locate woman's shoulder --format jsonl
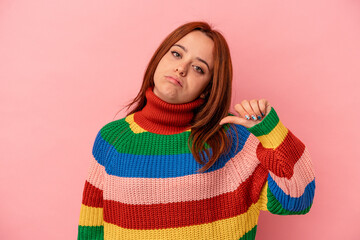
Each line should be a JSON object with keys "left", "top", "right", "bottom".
{"left": 95, "top": 114, "right": 132, "bottom": 140}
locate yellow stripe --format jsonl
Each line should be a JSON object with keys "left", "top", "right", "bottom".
{"left": 103, "top": 203, "right": 261, "bottom": 239}
{"left": 256, "top": 120, "right": 288, "bottom": 149}
{"left": 78, "top": 204, "right": 103, "bottom": 226}
{"left": 125, "top": 114, "right": 147, "bottom": 133}
{"left": 125, "top": 113, "right": 191, "bottom": 134}
{"left": 257, "top": 181, "right": 269, "bottom": 212}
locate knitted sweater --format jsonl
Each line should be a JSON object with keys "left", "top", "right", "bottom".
{"left": 77, "top": 86, "right": 316, "bottom": 240}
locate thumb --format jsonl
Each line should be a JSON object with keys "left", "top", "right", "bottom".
{"left": 219, "top": 116, "right": 249, "bottom": 126}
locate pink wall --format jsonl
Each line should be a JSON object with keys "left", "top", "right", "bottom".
{"left": 1, "top": 0, "right": 359, "bottom": 239}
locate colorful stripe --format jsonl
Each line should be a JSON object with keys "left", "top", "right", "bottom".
{"left": 246, "top": 107, "right": 316, "bottom": 214}
{"left": 94, "top": 123, "right": 250, "bottom": 179}
{"left": 269, "top": 147, "right": 315, "bottom": 197}
{"left": 101, "top": 164, "right": 265, "bottom": 229}
{"left": 102, "top": 203, "right": 259, "bottom": 240}
{"left": 78, "top": 225, "right": 104, "bottom": 240}
{"left": 78, "top": 106, "right": 315, "bottom": 239}
{"left": 78, "top": 163, "right": 105, "bottom": 239}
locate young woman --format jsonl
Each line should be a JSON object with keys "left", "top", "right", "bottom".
{"left": 77, "top": 21, "right": 316, "bottom": 240}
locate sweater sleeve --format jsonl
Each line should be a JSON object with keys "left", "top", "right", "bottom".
{"left": 246, "top": 107, "right": 316, "bottom": 215}
{"left": 78, "top": 129, "right": 107, "bottom": 239}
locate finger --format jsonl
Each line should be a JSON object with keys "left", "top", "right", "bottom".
{"left": 241, "top": 100, "right": 259, "bottom": 121}
{"left": 219, "top": 116, "right": 248, "bottom": 126}
{"left": 249, "top": 99, "right": 262, "bottom": 120}
{"left": 234, "top": 103, "right": 248, "bottom": 119}
{"left": 258, "top": 99, "right": 267, "bottom": 117}
{"left": 258, "top": 99, "right": 272, "bottom": 117}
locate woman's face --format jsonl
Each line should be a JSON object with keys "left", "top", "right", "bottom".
{"left": 153, "top": 30, "right": 214, "bottom": 104}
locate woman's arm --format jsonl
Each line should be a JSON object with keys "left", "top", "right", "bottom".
{"left": 78, "top": 130, "right": 106, "bottom": 239}
{"left": 246, "top": 107, "right": 316, "bottom": 214}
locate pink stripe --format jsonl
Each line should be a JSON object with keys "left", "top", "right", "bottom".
{"left": 227, "top": 134, "right": 262, "bottom": 183}
{"left": 103, "top": 136, "right": 261, "bottom": 204}
{"left": 269, "top": 146, "right": 315, "bottom": 197}
{"left": 87, "top": 157, "right": 106, "bottom": 190}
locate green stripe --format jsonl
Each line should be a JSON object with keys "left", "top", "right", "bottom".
{"left": 78, "top": 225, "right": 104, "bottom": 240}
{"left": 77, "top": 224, "right": 256, "bottom": 239}
{"left": 239, "top": 225, "right": 257, "bottom": 240}
{"left": 99, "top": 116, "right": 233, "bottom": 155}
{"left": 246, "top": 107, "right": 279, "bottom": 137}
{"left": 101, "top": 121, "right": 195, "bottom": 154}
{"left": 267, "top": 186, "right": 312, "bottom": 215}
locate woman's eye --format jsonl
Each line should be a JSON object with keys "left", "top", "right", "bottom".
{"left": 171, "top": 51, "right": 180, "bottom": 57}
{"left": 194, "top": 66, "right": 204, "bottom": 74}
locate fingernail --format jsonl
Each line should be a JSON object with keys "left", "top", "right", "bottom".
{"left": 261, "top": 113, "right": 265, "bottom": 116}
{"left": 245, "top": 115, "right": 250, "bottom": 120}
{"left": 257, "top": 116, "right": 262, "bottom": 120}
{"left": 252, "top": 115, "right": 257, "bottom": 120}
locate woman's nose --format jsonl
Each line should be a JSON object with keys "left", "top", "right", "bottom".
{"left": 176, "top": 63, "right": 188, "bottom": 75}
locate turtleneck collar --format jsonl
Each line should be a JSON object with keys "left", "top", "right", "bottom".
{"left": 133, "top": 85, "right": 205, "bottom": 135}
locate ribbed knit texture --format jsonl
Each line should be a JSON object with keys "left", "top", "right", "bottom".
{"left": 78, "top": 86, "right": 316, "bottom": 240}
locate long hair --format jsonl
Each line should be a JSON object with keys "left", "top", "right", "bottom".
{"left": 114, "top": 21, "right": 239, "bottom": 173}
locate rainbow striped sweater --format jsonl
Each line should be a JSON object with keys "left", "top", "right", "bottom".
{"left": 78, "top": 86, "right": 316, "bottom": 240}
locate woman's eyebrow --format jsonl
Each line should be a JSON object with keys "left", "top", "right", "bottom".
{"left": 173, "top": 44, "right": 210, "bottom": 72}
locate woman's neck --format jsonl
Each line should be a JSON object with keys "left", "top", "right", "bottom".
{"left": 133, "top": 86, "right": 205, "bottom": 135}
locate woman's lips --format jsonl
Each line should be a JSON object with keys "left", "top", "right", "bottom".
{"left": 166, "top": 76, "right": 182, "bottom": 87}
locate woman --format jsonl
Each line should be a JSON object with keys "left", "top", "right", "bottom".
{"left": 77, "top": 21, "right": 316, "bottom": 240}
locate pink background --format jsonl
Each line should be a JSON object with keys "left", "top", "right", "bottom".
{"left": 1, "top": 0, "right": 359, "bottom": 239}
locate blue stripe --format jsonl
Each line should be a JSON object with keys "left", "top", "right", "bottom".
{"left": 92, "top": 124, "right": 251, "bottom": 178}
{"left": 267, "top": 173, "right": 316, "bottom": 212}
{"left": 92, "top": 130, "right": 110, "bottom": 167}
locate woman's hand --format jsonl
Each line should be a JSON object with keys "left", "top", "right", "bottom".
{"left": 219, "top": 99, "right": 272, "bottom": 128}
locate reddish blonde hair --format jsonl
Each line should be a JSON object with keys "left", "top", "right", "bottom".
{"left": 114, "top": 21, "right": 239, "bottom": 173}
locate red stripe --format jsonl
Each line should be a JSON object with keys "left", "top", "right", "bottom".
{"left": 82, "top": 180, "right": 103, "bottom": 208}
{"left": 256, "top": 130, "right": 305, "bottom": 179}
{"left": 103, "top": 164, "right": 268, "bottom": 229}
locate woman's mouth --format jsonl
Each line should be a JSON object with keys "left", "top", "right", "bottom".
{"left": 166, "top": 76, "right": 182, "bottom": 87}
